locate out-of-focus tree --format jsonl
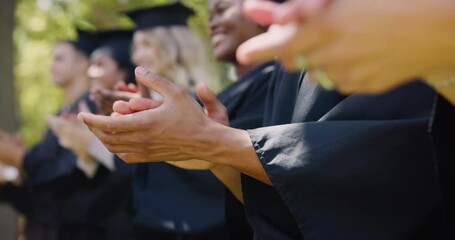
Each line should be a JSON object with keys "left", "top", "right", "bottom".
{"left": 15, "top": 0, "right": 226, "bottom": 146}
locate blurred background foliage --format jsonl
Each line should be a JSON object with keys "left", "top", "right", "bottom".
{"left": 15, "top": 0, "right": 229, "bottom": 146}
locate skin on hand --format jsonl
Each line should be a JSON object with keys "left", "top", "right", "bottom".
{"left": 238, "top": 0, "right": 455, "bottom": 95}
{"left": 90, "top": 86, "right": 141, "bottom": 116}
{"left": 0, "top": 130, "right": 25, "bottom": 169}
{"left": 164, "top": 83, "right": 228, "bottom": 171}
{"left": 166, "top": 160, "right": 216, "bottom": 170}
{"left": 79, "top": 67, "right": 272, "bottom": 185}
{"left": 47, "top": 115, "right": 95, "bottom": 163}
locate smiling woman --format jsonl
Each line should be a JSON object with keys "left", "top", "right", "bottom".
{"left": 209, "top": 0, "right": 266, "bottom": 63}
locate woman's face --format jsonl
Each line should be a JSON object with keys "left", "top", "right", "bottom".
{"left": 131, "top": 31, "right": 159, "bottom": 69}
{"left": 88, "top": 51, "right": 125, "bottom": 90}
{"left": 209, "top": 0, "right": 265, "bottom": 62}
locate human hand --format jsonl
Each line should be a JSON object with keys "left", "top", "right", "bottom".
{"left": 110, "top": 81, "right": 228, "bottom": 170}
{"left": 241, "top": 0, "right": 330, "bottom": 26}
{"left": 165, "top": 83, "right": 229, "bottom": 170}
{"left": 90, "top": 85, "right": 141, "bottom": 116}
{"left": 47, "top": 104, "right": 96, "bottom": 163}
{"left": 237, "top": 0, "right": 330, "bottom": 66}
{"left": 111, "top": 96, "right": 218, "bottom": 170}
{"left": 78, "top": 67, "right": 228, "bottom": 164}
{"left": 238, "top": 0, "right": 455, "bottom": 94}
{"left": 0, "top": 130, "right": 25, "bottom": 169}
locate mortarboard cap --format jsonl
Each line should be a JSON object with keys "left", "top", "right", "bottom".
{"left": 94, "top": 30, "right": 136, "bottom": 84}
{"left": 125, "top": 2, "right": 194, "bottom": 30}
{"left": 95, "top": 30, "right": 133, "bottom": 70}
{"left": 69, "top": 29, "right": 98, "bottom": 57}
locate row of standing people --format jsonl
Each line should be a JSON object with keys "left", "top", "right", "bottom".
{"left": 78, "top": 0, "right": 455, "bottom": 240}
{"left": 0, "top": 1, "right": 276, "bottom": 239}
{"left": 2, "top": 0, "right": 455, "bottom": 239}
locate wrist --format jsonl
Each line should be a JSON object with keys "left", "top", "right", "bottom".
{"left": 192, "top": 119, "right": 271, "bottom": 185}
{"left": 201, "top": 121, "right": 257, "bottom": 169}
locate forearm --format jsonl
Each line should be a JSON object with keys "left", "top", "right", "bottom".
{"left": 202, "top": 123, "right": 272, "bottom": 186}
{"left": 210, "top": 165, "right": 244, "bottom": 203}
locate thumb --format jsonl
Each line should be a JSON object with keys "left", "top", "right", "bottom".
{"left": 197, "top": 84, "right": 229, "bottom": 125}
{"left": 274, "top": 0, "right": 332, "bottom": 24}
{"left": 197, "top": 84, "right": 219, "bottom": 112}
{"left": 135, "top": 67, "right": 179, "bottom": 99}
{"left": 243, "top": 0, "right": 279, "bottom": 26}
{"left": 78, "top": 101, "right": 91, "bottom": 113}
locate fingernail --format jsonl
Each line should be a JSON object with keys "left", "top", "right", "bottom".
{"left": 136, "top": 67, "right": 148, "bottom": 76}
{"left": 77, "top": 113, "right": 85, "bottom": 123}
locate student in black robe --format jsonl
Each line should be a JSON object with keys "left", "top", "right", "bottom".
{"left": 124, "top": 3, "right": 229, "bottom": 239}
{"left": 168, "top": 0, "right": 284, "bottom": 238}
{"left": 80, "top": 64, "right": 455, "bottom": 240}
{"left": 48, "top": 29, "right": 137, "bottom": 240}
{"left": 0, "top": 29, "right": 98, "bottom": 240}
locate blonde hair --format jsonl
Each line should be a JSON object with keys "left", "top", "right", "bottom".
{"left": 141, "top": 26, "right": 216, "bottom": 91}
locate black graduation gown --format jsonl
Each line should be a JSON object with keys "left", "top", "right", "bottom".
{"left": 242, "top": 66, "right": 453, "bottom": 239}
{"left": 47, "top": 97, "right": 136, "bottom": 240}
{"left": 217, "top": 62, "right": 274, "bottom": 240}
{"left": 2, "top": 93, "right": 135, "bottom": 240}
{"left": 0, "top": 94, "right": 95, "bottom": 240}
{"left": 133, "top": 162, "right": 228, "bottom": 239}
{"left": 89, "top": 156, "right": 136, "bottom": 240}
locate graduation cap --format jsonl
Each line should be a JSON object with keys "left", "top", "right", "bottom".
{"left": 69, "top": 29, "right": 98, "bottom": 57}
{"left": 94, "top": 30, "right": 136, "bottom": 84}
{"left": 95, "top": 30, "right": 133, "bottom": 71}
{"left": 125, "top": 2, "right": 194, "bottom": 30}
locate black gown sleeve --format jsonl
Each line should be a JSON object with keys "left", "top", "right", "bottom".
{"left": 23, "top": 129, "right": 77, "bottom": 185}
{"left": 247, "top": 82, "right": 449, "bottom": 239}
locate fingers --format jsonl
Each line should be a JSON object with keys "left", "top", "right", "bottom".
{"left": 135, "top": 67, "right": 182, "bottom": 99}
{"left": 112, "top": 101, "right": 133, "bottom": 115}
{"left": 196, "top": 84, "right": 229, "bottom": 125}
{"left": 196, "top": 84, "right": 219, "bottom": 112}
{"left": 112, "top": 99, "right": 163, "bottom": 115}
{"left": 129, "top": 98, "right": 162, "bottom": 112}
{"left": 243, "top": 0, "right": 280, "bottom": 26}
{"left": 78, "top": 110, "right": 151, "bottom": 133}
{"left": 274, "top": 0, "right": 332, "bottom": 24}
{"left": 236, "top": 25, "right": 286, "bottom": 64}
{"left": 115, "top": 82, "right": 138, "bottom": 93}
{"left": 78, "top": 101, "right": 91, "bottom": 113}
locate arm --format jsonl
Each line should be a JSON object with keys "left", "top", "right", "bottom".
{"left": 79, "top": 67, "right": 272, "bottom": 185}
{"left": 239, "top": 0, "right": 455, "bottom": 96}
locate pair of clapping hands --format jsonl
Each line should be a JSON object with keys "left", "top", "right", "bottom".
{"left": 78, "top": 0, "right": 455, "bottom": 167}
{"left": 79, "top": 67, "right": 231, "bottom": 170}
{"left": 238, "top": 0, "right": 455, "bottom": 94}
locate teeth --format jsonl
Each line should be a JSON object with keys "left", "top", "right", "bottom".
{"left": 212, "top": 34, "right": 225, "bottom": 45}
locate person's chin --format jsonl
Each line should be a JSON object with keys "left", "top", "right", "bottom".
{"left": 215, "top": 46, "right": 234, "bottom": 61}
